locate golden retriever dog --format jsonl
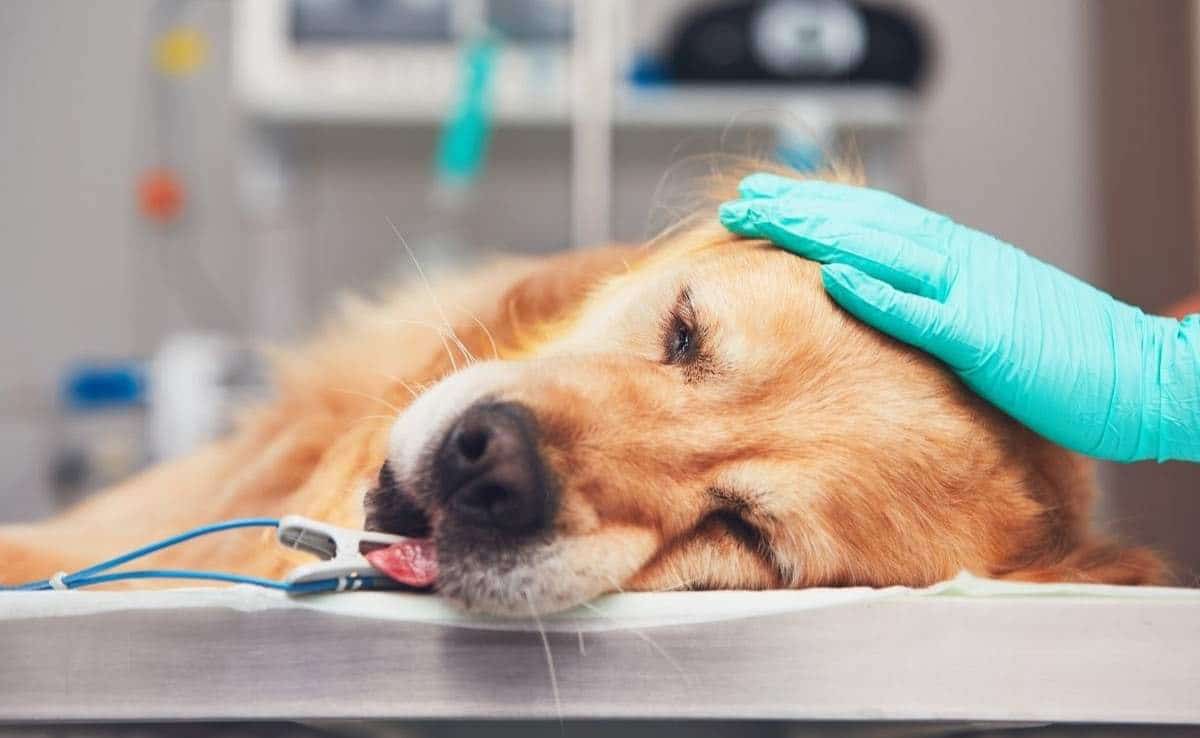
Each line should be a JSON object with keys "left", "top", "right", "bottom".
{"left": 0, "top": 166, "right": 1164, "bottom": 614}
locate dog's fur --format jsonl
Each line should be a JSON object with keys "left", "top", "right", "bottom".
{"left": 0, "top": 167, "right": 1164, "bottom": 614}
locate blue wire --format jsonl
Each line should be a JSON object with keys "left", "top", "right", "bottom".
{"left": 13, "top": 570, "right": 382, "bottom": 595}
{"left": 70, "top": 517, "right": 280, "bottom": 579}
{"left": 4, "top": 517, "right": 285, "bottom": 592}
{"left": 1, "top": 517, "right": 395, "bottom": 595}
{"left": 18, "top": 569, "right": 291, "bottom": 591}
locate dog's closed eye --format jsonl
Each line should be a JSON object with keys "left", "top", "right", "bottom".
{"left": 661, "top": 287, "right": 710, "bottom": 373}
{"left": 707, "top": 508, "right": 765, "bottom": 552}
{"left": 666, "top": 317, "right": 694, "bottom": 363}
{"left": 702, "top": 487, "right": 791, "bottom": 581}
{"left": 703, "top": 487, "right": 766, "bottom": 549}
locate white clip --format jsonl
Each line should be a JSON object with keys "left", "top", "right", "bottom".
{"left": 277, "top": 515, "right": 408, "bottom": 593}
{"left": 49, "top": 572, "right": 69, "bottom": 591}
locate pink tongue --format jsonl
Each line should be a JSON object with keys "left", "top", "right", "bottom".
{"left": 366, "top": 539, "right": 438, "bottom": 588}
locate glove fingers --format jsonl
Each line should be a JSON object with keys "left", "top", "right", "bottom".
{"left": 724, "top": 195, "right": 949, "bottom": 249}
{"left": 737, "top": 175, "right": 936, "bottom": 223}
{"left": 822, "top": 264, "right": 981, "bottom": 371}
{"left": 730, "top": 207, "right": 955, "bottom": 301}
{"left": 736, "top": 172, "right": 811, "bottom": 199}
{"left": 821, "top": 263, "right": 973, "bottom": 368}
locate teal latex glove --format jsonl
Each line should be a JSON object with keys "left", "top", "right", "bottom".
{"left": 719, "top": 173, "right": 1200, "bottom": 463}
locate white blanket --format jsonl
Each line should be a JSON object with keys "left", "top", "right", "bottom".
{"left": 3, "top": 571, "right": 1197, "bottom": 631}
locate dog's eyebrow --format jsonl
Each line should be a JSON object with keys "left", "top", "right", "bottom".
{"left": 675, "top": 285, "right": 697, "bottom": 318}
{"left": 708, "top": 486, "right": 750, "bottom": 512}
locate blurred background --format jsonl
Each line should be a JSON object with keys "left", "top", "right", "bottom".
{"left": 0, "top": 0, "right": 1197, "bottom": 580}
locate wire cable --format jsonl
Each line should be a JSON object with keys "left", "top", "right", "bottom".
{"left": 2, "top": 517, "right": 282, "bottom": 592}
{"left": 1, "top": 517, "right": 397, "bottom": 595}
{"left": 17, "top": 568, "right": 290, "bottom": 592}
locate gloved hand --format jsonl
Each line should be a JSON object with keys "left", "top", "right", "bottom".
{"left": 719, "top": 173, "right": 1200, "bottom": 463}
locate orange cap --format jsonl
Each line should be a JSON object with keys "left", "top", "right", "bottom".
{"left": 138, "top": 168, "right": 184, "bottom": 223}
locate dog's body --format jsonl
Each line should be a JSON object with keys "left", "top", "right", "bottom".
{"left": 0, "top": 171, "right": 1164, "bottom": 613}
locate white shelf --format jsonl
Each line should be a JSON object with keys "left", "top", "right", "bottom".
{"left": 241, "top": 83, "right": 914, "bottom": 130}
{"left": 615, "top": 85, "right": 914, "bottom": 129}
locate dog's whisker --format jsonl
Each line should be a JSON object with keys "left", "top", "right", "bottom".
{"left": 669, "top": 565, "right": 691, "bottom": 593}
{"left": 386, "top": 314, "right": 475, "bottom": 369}
{"left": 381, "top": 317, "right": 477, "bottom": 366}
{"left": 425, "top": 327, "right": 458, "bottom": 372}
{"left": 394, "top": 378, "right": 420, "bottom": 401}
{"left": 347, "top": 414, "right": 397, "bottom": 429}
{"left": 525, "top": 592, "right": 564, "bottom": 734}
{"left": 457, "top": 308, "right": 501, "bottom": 361}
{"left": 425, "top": 299, "right": 499, "bottom": 364}
{"left": 330, "top": 388, "right": 401, "bottom": 414}
{"left": 386, "top": 217, "right": 474, "bottom": 369}
{"left": 373, "top": 368, "right": 404, "bottom": 382}
{"left": 371, "top": 369, "right": 422, "bottom": 402}
{"left": 439, "top": 327, "right": 478, "bottom": 366}
{"left": 577, "top": 630, "right": 587, "bottom": 656}
{"left": 577, "top": 601, "right": 689, "bottom": 679}
{"left": 601, "top": 572, "right": 625, "bottom": 594}
{"left": 650, "top": 563, "right": 689, "bottom": 593}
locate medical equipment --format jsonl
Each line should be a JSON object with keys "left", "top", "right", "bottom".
{"left": 231, "top": 1, "right": 918, "bottom": 258}
{"left": 51, "top": 362, "right": 149, "bottom": 508}
{"left": 665, "top": 0, "right": 926, "bottom": 87}
{"left": 49, "top": 336, "right": 269, "bottom": 512}
{"left": 3, "top": 515, "right": 416, "bottom": 595}
{"left": 148, "top": 333, "right": 268, "bottom": 461}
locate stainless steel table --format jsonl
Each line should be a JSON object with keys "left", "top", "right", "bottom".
{"left": 2, "top": 579, "right": 1197, "bottom": 727}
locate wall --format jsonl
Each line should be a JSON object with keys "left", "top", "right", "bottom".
{"left": 902, "top": 0, "right": 1100, "bottom": 279}
{"left": 0, "top": 1, "right": 245, "bottom": 520}
{"left": 1094, "top": 0, "right": 1200, "bottom": 578}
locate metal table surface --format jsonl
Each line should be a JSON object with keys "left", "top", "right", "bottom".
{"left": 1, "top": 583, "right": 1198, "bottom": 726}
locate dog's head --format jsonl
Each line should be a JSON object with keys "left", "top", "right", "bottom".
{"left": 363, "top": 183, "right": 1162, "bottom": 616}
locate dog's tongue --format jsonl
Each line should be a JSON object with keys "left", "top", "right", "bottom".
{"left": 366, "top": 539, "right": 438, "bottom": 588}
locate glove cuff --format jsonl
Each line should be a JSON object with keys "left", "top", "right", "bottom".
{"left": 1143, "top": 313, "right": 1200, "bottom": 462}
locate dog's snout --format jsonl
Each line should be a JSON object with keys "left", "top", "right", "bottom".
{"left": 435, "top": 401, "right": 554, "bottom": 537}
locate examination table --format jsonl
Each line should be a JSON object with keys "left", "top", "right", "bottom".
{"left": 2, "top": 574, "right": 1197, "bottom": 733}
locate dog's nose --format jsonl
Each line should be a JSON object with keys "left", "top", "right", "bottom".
{"left": 434, "top": 401, "right": 554, "bottom": 537}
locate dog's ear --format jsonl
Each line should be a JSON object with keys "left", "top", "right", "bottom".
{"left": 495, "top": 243, "right": 644, "bottom": 353}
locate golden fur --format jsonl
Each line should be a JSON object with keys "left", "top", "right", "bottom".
{"left": 0, "top": 167, "right": 1164, "bottom": 613}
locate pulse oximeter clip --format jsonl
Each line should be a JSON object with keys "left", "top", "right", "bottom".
{"left": 277, "top": 515, "right": 408, "bottom": 593}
